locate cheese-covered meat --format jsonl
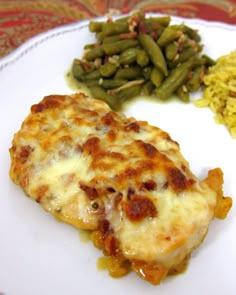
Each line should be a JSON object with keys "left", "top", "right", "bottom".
{"left": 9, "top": 93, "right": 232, "bottom": 284}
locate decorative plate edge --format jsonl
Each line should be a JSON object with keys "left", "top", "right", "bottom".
{"left": 0, "top": 14, "right": 235, "bottom": 73}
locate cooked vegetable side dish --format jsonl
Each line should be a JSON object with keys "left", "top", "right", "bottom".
{"left": 9, "top": 93, "right": 232, "bottom": 285}
{"left": 71, "top": 12, "right": 215, "bottom": 110}
{"left": 194, "top": 50, "right": 236, "bottom": 138}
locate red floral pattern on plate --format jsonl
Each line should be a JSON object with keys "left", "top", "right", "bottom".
{"left": 0, "top": 0, "right": 236, "bottom": 58}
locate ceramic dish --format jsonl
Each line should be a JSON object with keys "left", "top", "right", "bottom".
{"left": 0, "top": 14, "right": 235, "bottom": 295}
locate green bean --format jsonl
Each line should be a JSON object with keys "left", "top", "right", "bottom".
{"left": 84, "top": 43, "right": 98, "bottom": 50}
{"left": 100, "top": 63, "right": 117, "bottom": 77}
{"left": 95, "top": 31, "right": 106, "bottom": 41}
{"left": 102, "top": 22, "right": 129, "bottom": 36}
{"left": 139, "top": 34, "right": 168, "bottom": 76}
{"left": 85, "top": 46, "right": 104, "bottom": 61}
{"left": 142, "top": 80, "right": 155, "bottom": 95}
{"left": 82, "top": 80, "right": 100, "bottom": 87}
{"left": 150, "top": 67, "right": 164, "bottom": 87}
{"left": 165, "top": 42, "right": 178, "bottom": 60}
{"left": 176, "top": 85, "right": 189, "bottom": 102}
{"left": 89, "top": 21, "right": 104, "bottom": 32}
{"left": 155, "top": 58, "right": 194, "bottom": 100}
{"left": 90, "top": 86, "right": 121, "bottom": 111}
{"left": 72, "top": 59, "right": 84, "bottom": 79}
{"left": 136, "top": 49, "right": 149, "bottom": 67}
{"left": 79, "top": 69, "right": 102, "bottom": 82}
{"left": 119, "top": 48, "right": 138, "bottom": 65}
{"left": 183, "top": 25, "right": 201, "bottom": 42}
{"left": 102, "top": 79, "right": 128, "bottom": 89}
{"left": 115, "top": 66, "right": 143, "bottom": 80}
{"left": 192, "top": 57, "right": 207, "bottom": 67}
{"left": 102, "top": 35, "right": 121, "bottom": 44}
{"left": 103, "top": 39, "right": 138, "bottom": 55}
{"left": 186, "top": 65, "right": 204, "bottom": 92}
{"left": 147, "top": 16, "right": 171, "bottom": 27}
{"left": 116, "top": 84, "right": 143, "bottom": 102}
{"left": 157, "top": 25, "right": 183, "bottom": 47}
{"left": 168, "top": 47, "right": 199, "bottom": 68}
{"left": 177, "top": 47, "right": 198, "bottom": 63}
{"left": 201, "top": 54, "right": 216, "bottom": 67}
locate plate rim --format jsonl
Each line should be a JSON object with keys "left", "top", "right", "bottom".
{"left": 0, "top": 13, "right": 236, "bottom": 73}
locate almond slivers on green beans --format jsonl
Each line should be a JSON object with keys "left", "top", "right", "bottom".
{"left": 71, "top": 12, "right": 215, "bottom": 110}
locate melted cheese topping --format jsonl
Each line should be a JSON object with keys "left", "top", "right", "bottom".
{"left": 9, "top": 93, "right": 222, "bottom": 284}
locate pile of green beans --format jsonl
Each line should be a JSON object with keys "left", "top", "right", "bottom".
{"left": 71, "top": 12, "right": 215, "bottom": 110}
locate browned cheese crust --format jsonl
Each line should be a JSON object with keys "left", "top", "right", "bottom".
{"left": 9, "top": 93, "right": 232, "bottom": 284}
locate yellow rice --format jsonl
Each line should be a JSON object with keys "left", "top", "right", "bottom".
{"left": 194, "top": 50, "right": 236, "bottom": 138}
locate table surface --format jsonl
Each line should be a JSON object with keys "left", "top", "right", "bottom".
{"left": 0, "top": 0, "right": 236, "bottom": 58}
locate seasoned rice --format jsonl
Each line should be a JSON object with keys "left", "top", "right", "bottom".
{"left": 194, "top": 50, "right": 236, "bottom": 138}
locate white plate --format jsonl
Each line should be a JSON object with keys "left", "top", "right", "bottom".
{"left": 0, "top": 14, "right": 236, "bottom": 295}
